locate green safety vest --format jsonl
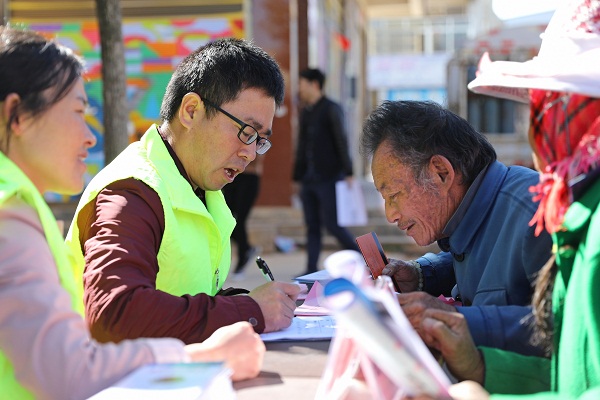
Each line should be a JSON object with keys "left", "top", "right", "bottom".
{"left": 0, "top": 153, "right": 84, "bottom": 399}
{"left": 66, "top": 124, "right": 235, "bottom": 300}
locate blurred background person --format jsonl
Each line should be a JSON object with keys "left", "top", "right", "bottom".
{"left": 223, "top": 156, "right": 264, "bottom": 281}
{"left": 292, "top": 67, "right": 360, "bottom": 276}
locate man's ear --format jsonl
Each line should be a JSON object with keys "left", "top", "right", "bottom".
{"left": 178, "top": 92, "right": 203, "bottom": 129}
{"left": 429, "top": 154, "right": 455, "bottom": 189}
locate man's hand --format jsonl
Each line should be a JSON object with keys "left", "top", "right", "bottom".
{"left": 382, "top": 258, "right": 420, "bottom": 292}
{"left": 401, "top": 381, "right": 490, "bottom": 400}
{"left": 291, "top": 182, "right": 301, "bottom": 196}
{"left": 397, "top": 292, "right": 456, "bottom": 336}
{"left": 447, "top": 381, "right": 490, "bottom": 400}
{"left": 419, "top": 309, "right": 484, "bottom": 384}
{"left": 249, "top": 282, "right": 301, "bottom": 332}
{"left": 184, "top": 321, "right": 265, "bottom": 381}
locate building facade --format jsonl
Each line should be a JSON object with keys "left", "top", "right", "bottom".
{"left": 2, "top": 0, "right": 370, "bottom": 206}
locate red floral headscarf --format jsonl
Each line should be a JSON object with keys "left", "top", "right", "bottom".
{"left": 528, "top": 89, "right": 600, "bottom": 235}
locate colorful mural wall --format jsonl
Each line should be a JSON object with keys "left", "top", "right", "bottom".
{"left": 25, "top": 15, "right": 244, "bottom": 201}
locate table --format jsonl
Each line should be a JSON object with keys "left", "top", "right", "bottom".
{"left": 234, "top": 340, "right": 331, "bottom": 400}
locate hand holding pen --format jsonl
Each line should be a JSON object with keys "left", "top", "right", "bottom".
{"left": 248, "top": 256, "right": 303, "bottom": 332}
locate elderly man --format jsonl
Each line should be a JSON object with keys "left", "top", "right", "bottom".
{"left": 66, "top": 38, "right": 300, "bottom": 345}
{"left": 361, "top": 100, "right": 552, "bottom": 356}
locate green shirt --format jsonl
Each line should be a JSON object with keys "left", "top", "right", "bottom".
{"left": 484, "top": 179, "right": 600, "bottom": 399}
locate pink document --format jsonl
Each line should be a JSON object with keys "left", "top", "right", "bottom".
{"left": 294, "top": 281, "right": 331, "bottom": 316}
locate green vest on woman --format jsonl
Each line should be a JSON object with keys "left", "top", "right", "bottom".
{"left": 0, "top": 153, "right": 84, "bottom": 399}
{"left": 65, "top": 125, "right": 235, "bottom": 301}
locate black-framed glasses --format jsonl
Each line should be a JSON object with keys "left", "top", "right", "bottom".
{"left": 202, "top": 98, "right": 272, "bottom": 155}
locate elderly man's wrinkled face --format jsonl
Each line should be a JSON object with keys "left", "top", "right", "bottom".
{"left": 371, "top": 141, "right": 449, "bottom": 246}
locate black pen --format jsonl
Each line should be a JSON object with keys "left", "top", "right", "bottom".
{"left": 256, "top": 256, "right": 275, "bottom": 282}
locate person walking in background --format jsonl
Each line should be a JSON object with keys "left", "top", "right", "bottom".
{"left": 0, "top": 26, "right": 264, "bottom": 400}
{"left": 292, "top": 68, "right": 360, "bottom": 275}
{"left": 223, "top": 156, "right": 263, "bottom": 281}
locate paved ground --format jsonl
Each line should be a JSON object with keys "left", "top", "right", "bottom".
{"left": 223, "top": 246, "right": 412, "bottom": 291}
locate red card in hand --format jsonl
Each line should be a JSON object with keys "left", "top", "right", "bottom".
{"left": 355, "top": 232, "right": 401, "bottom": 292}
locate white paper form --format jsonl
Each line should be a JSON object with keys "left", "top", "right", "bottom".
{"left": 260, "top": 316, "right": 336, "bottom": 342}
{"left": 293, "top": 269, "right": 332, "bottom": 284}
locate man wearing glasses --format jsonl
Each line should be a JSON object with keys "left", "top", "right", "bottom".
{"left": 66, "top": 38, "right": 301, "bottom": 345}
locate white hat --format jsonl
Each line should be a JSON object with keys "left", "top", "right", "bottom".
{"left": 468, "top": 0, "right": 600, "bottom": 103}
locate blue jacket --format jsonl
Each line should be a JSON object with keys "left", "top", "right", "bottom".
{"left": 417, "top": 161, "right": 553, "bottom": 356}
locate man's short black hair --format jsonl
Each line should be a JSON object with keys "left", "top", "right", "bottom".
{"left": 361, "top": 100, "right": 497, "bottom": 187}
{"left": 160, "top": 38, "right": 285, "bottom": 122}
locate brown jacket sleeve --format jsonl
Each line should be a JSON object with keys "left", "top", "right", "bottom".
{"left": 77, "top": 178, "right": 265, "bottom": 344}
